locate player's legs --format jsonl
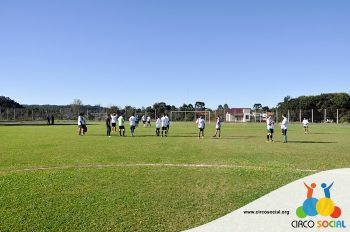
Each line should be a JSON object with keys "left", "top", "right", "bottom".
{"left": 107, "top": 126, "right": 111, "bottom": 137}
{"left": 282, "top": 129, "right": 287, "bottom": 143}
{"left": 130, "top": 126, "right": 134, "bottom": 136}
{"left": 270, "top": 129, "right": 274, "bottom": 141}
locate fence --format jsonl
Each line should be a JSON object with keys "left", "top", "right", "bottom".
{"left": 0, "top": 107, "right": 158, "bottom": 122}
{"left": 0, "top": 107, "right": 108, "bottom": 122}
{"left": 262, "top": 108, "right": 350, "bottom": 124}
{"left": 1, "top": 107, "right": 349, "bottom": 123}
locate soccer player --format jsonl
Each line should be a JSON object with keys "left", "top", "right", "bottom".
{"left": 135, "top": 115, "right": 139, "bottom": 127}
{"left": 161, "top": 114, "right": 168, "bottom": 137}
{"left": 51, "top": 115, "right": 55, "bottom": 125}
{"left": 106, "top": 114, "right": 112, "bottom": 137}
{"left": 155, "top": 116, "right": 161, "bottom": 136}
{"left": 47, "top": 115, "right": 51, "bottom": 125}
{"left": 196, "top": 115, "right": 205, "bottom": 138}
{"left": 77, "top": 113, "right": 87, "bottom": 136}
{"left": 280, "top": 114, "right": 288, "bottom": 143}
{"left": 146, "top": 115, "right": 151, "bottom": 127}
{"left": 165, "top": 114, "right": 170, "bottom": 133}
{"left": 118, "top": 114, "right": 125, "bottom": 136}
{"left": 141, "top": 115, "right": 146, "bottom": 127}
{"left": 111, "top": 113, "right": 118, "bottom": 133}
{"left": 213, "top": 115, "right": 221, "bottom": 137}
{"left": 266, "top": 115, "right": 274, "bottom": 142}
{"left": 302, "top": 118, "right": 309, "bottom": 134}
{"left": 129, "top": 113, "right": 136, "bottom": 136}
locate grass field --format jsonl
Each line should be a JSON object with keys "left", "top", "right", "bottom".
{"left": 1, "top": 122, "right": 349, "bottom": 231}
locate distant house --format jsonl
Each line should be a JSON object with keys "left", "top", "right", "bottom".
{"left": 225, "top": 108, "right": 251, "bottom": 122}
{"left": 252, "top": 111, "right": 274, "bottom": 122}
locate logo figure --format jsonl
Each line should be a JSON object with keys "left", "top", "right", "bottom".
{"left": 296, "top": 181, "right": 342, "bottom": 219}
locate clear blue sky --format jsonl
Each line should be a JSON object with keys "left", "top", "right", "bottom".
{"left": 1, "top": 0, "right": 349, "bottom": 109}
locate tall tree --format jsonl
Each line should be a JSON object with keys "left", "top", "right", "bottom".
{"left": 253, "top": 103, "right": 262, "bottom": 111}
{"left": 217, "top": 105, "right": 224, "bottom": 111}
{"left": 71, "top": 99, "right": 83, "bottom": 116}
{"left": 0, "top": 96, "right": 23, "bottom": 108}
{"left": 195, "top": 101, "right": 205, "bottom": 111}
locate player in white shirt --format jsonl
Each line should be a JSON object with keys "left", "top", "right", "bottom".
{"left": 266, "top": 115, "right": 274, "bottom": 142}
{"left": 302, "top": 118, "right": 309, "bottom": 134}
{"left": 165, "top": 114, "right": 170, "bottom": 133}
{"left": 146, "top": 116, "right": 151, "bottom": 127}
{"left": 155, "top": 116, "right": 161, "bottom": 136}
{"left": 111, "top": 113, "right": 118, "bottom": 133}
{"left": 129, "top": 113, "right": 136, "bottom": 136}
{"left": 213, "top": 115, "right": 221, "bottom": 138}
{"left": 196, "top": 116, "right": 205, "bottom": 138}
{"left": 141, "top": 115, "right": 146, "bottom": 127}
{"left": 161, "top": 114, "right": 168, "bottom": 137}
{"left": 118, "top": 115, "right": 125, "bottom": 136}
{"left": 280, "top": 114, "right": 289, "bottom": 143}
{"left": 77, "top": 113, "right": 87, "bottom": 136}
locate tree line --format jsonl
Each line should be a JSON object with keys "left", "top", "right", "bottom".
{"left": 275, "top": 93, "right": 350, "bottom": 122}
{"left": 1, "top": 93, "right": 350, "bottom": 122}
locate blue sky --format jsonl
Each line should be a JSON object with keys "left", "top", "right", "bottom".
{"left": 0, "top": 0, "right": 349, "bottom": 109}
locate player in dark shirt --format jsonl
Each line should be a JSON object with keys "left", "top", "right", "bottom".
{"left": 106, "top": 114, "right": 112, "bottom": 137}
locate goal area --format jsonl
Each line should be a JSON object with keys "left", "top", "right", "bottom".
{"left": 170, "top": 111, "right": 211, "bottom": 123}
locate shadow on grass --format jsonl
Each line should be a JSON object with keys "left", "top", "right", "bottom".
{"left": 288, "top": 141, "right": 337, "bottom": 144}
{"left": 0, "top": 123, "right": 74, "bottom": 126}
{"left": 88, "top": 134, "right": 258, "bottom": 139}
{"left": 0, "top": 122, "right": 98, "bottom": 126}
{"left": 309, "top": 133, "right": 336, "bottom": 135}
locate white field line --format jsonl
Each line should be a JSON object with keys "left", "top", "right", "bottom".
{"left": 0, "top": 163, "right": 319, "bottom": 174}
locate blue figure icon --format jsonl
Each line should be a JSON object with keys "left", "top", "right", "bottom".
{"left": 321, "top": 181, "right": 334, "bottom": 198}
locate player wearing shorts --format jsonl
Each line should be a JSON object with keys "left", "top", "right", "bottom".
{"left": 111, "top": 113, "right": 118, "bottom": 133}
{"left": 281, "top": 114, "right": 288, "bottom": 143}
{"left": 129, "top": 113, "right": 136, "bottom": 137}
{"left": 118, "top": 115, "right": 125, "bottom": 136}
{"left": 302, "top": 118, "right": 309, "bottom": 134}
{"left": 147, "top": 116, "right": 151, "bottom": 127}
{"left": 196, "top": 116, "right": 205, "bottom": 138}
{"left": 155, "top": 116, "right": 161, "bottom": 136}
{"left": 161, "top": 114, "right": 168, "bottom": 137}
{"left": 77, "top": 113, "right": 87, "bottom": 136}
{"left": 213, "top": 115, "right": 221, "bottom": 137}
{"left": 141, "top": 115, "right": 146, "bottom": 127}
{"left": 266, "top": 115, "right": 274, "bottom": 142}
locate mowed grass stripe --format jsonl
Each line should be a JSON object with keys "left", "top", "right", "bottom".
{"left": 0, "top": 162, "right": 319, "bottom": 174}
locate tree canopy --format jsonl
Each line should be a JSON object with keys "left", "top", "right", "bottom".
{"left": 0, "top": 96, "right": 23, "bottom": 108}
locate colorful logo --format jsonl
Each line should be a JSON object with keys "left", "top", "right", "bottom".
{"left": 296, "top": 181, "right": 342, "bottom": 219}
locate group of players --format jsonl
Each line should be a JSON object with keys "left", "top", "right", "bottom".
{"left": 103, "top": 113, "right": 171, "bottom": 137}
{"left": 266, "top": 114, "right": 309, "bottom": 143}
{"left": 78, "top": 112, "right": 309, "bottom": 143}
{"left": 78, "top": 112, "right": 221, "bottom": 138}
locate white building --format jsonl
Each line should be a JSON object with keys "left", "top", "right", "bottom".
{"left": 225, "top": 108, "right": 251, "bottom": 122}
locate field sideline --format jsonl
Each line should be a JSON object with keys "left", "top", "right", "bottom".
{"left": 1, "top": 122, "right": 349, "bottom": 231}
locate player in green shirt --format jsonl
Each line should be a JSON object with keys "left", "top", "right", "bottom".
{"left": 118, "top": 115, "right": 125, "bottom": 136}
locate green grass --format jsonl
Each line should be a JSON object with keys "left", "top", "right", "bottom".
{"left": 1, "top": 122, "right": 350, "bottom": 231}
